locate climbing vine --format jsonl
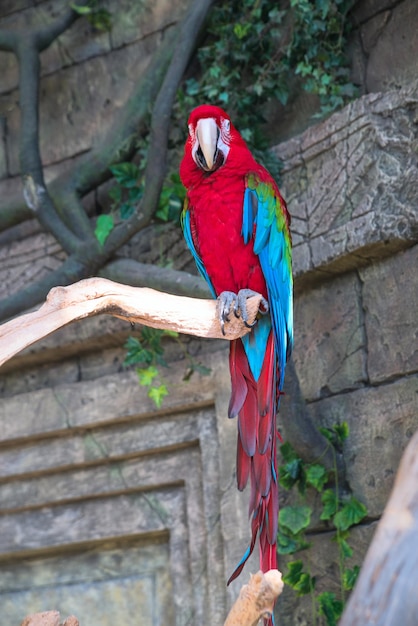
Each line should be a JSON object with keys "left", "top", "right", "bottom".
{"left": 176, "top": 0, "right": 357, "bottom": 149}
{"left": 278, "top": 422, "right": 367, "bottom": 625}
{"left": 123, "top": 328, "right": 211, "bottom": 408}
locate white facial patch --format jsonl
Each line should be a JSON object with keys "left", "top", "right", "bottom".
{"left": 218, "top": 117, "right": 231, "bottom": 161}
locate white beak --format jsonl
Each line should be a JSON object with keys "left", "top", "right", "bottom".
{"left": 196, "top": 117, "right": 218, "bottom": 171}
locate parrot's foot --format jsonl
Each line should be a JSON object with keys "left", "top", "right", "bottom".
{"left": 217, "top": 289, "right": 269, "bottom": 335}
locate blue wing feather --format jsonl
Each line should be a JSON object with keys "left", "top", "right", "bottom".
{"left": 243, "top": 176, "right": 293, "bottom": 389}
{"left": 181, "top": 207, "right": 217, "bottom": 298}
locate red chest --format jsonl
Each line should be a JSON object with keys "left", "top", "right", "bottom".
{"left": 187, "top": 176, "right": 267, "bottom": 298}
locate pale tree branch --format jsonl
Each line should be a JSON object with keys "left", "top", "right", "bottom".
{"left": 20, "top": 612, "right": 78, "bottom": 626}
{"left": 18, "top": 570, "right": 283, "bottom": 626}
{"left": 0, "top": 279, "right": 264, "bottom": 367}
{"left": 224, "top": 570, "right": 284, "bottom": 626}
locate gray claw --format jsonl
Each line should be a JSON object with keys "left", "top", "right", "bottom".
{"left": 217, "top": 291, "right": 238, "bottom": 335}
{"left": 217, "top": 289, "right": 269, "bottom": 334}
{"left": 236, "top": 289, "right": 269, "bottom": 326}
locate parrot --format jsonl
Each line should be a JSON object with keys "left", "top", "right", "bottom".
{"left": 179, "top": 104, "right": 293, "bottom": 619}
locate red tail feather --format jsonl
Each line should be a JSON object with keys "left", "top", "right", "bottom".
{"left": 236, "top": 433, "right": 250, "bottom": 491}
{"left": 229, "top": 332, "right": 280, "bottom": 602}
{"left": 228, "top": 339, "right": 250, "bottom": 418}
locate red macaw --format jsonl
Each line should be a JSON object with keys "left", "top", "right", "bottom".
{"left": 180, "top": 105, "right": 293, "bottom": 618}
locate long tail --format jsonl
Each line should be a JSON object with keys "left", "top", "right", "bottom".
{"left": 227, "top": 324, "right": 281, "bottom": 624}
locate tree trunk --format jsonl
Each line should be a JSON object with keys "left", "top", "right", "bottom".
{"left": 340, "top": 428, "right": 418, "bottom": 625}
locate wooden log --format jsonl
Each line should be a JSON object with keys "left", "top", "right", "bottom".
{"left": 0, "top": 278, "right": 264, "bottom": 367}
{"left": 339, "top": 429, "right": 418, "bottom": 625}
{"left": 224, "top": 570, "right": 284, "bottom": 626}
{"left": 20, "top": 612, "right": 79, "bottom": 626}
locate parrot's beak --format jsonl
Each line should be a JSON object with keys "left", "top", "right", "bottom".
{"left": 196, "top": 118, "right": 218, "bottom": 171}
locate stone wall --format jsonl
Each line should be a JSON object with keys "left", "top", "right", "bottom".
{"left": 0, "top": 2, "right": 417, "bottom": 626}
{"left": 275, "top": 84, "right": 418, "bottom": 623}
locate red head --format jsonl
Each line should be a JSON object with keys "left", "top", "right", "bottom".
{"left": 183, "top": 105, "right": 247, "bottom": 176}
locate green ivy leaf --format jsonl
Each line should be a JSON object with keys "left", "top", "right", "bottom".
{"left": 306, "top": 463, "right": 328, "bottom": 492}
{"left": 70, "top": 3, "right": 92, "bottom": 15}
{"left": 317, "top": 592, "right": 344, "bottom": 626}
{"left": 280, "top": 441, "right": 299, "bottom": 463}
{"left": 148, "top": 384, "right": 168, "bottom": 408}
{"left": 190, "top": 362, "right": 212, "bottom": 376}
{"left": 109, "top": 162, "right": 139, "bottom": 188}
{"left": 320, "top": 489, "right": 338, "bottom": 520}
{"left": 88, "top": 8, "right": 111, "bottom": 31}
{"left": 334, "top": 497, "right": 367, "bottom": 531}
{"left": 119, "top": 202, "right": 135, "bottom": 220}
{"left": 94, "top": 214, "right": 114, "bottom": 246}
{"left": 283, "top": 560, "right": 304, "bottom": 587}
{"left": 136, "top": 365, "right": 158, "bottom": 386}
{"left": 320, "top": 422, "right": 350, "bottom": 448}
{"left": 338, "top": 536, "right": 353, "bottom": 559}
{"left": 277, "top": 531, "right": 299, "bottom": 555}
{"left": 123, "top": 337, "right": 154, "bottom": 366}
{"left": 343, "top": 565, "right": 360, "bottom": 590}
{"left": 279, "top": 505, "right": 311, "bottom": 535}
{"left": 108, "top": 184, "right": 122, "bottom": 204}
{"left": 334, "top": 421, "right": 350, "bottom": 443}
{"left": 294, "top": 572, "right": 316, "bottom": 596}
{"left": 283, "top": 560, "right": 315, "bottom": 596}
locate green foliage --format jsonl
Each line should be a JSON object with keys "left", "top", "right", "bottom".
{"left": 124, "top": 329, "right": 174, "bottom": 408}
{"left": 280, "top": 505, "right": 311, "bottom": 535}
{"left": 124, "top": 328, "right": 211, "bottom": 409}
{"left": 156, "top": 173, "right": 186, "bottom": 223}
{"left": 70, "top": 1, "right": 111, "bottom": 31}
{"left": 177, "top": 0, "right": 356, "bottom": 150}
{"left": 94, "top": 213, "right": 114, "bottom": 245}
{"left": 97, "top": 161, "right": 185, "bottom": 242}
{"left": 278, "top": 422, "right": 367, "bottom": 625}
{"left": 317, "top": 592, "right": 344, "bottom": 626}
{"left": 283, "top": 560, "right": 316, "bottom": 595}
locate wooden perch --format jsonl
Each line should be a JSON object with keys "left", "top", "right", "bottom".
{"left": 0, "top": 278, "right": 264, "bottom": 367}
{"left": 20, "top": 613, "right": 78, "bottom": 626}
{"left": 339, "top": 428, "right": 418, "bottom": 625}
{"left": 18, "top": 570, "right": 283, "bottom": 626}
{"left": 224, "top": 570, "right": 284, "bottom": 626}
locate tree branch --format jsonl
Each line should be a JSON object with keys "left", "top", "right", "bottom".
{"left": 0, "top": 278, "right": 264, "bottom": 367}
{"left": 224, "top": 570, "right": 283, "bottom": 626}
{"left": 0, "top": 8, "right": 84, "bottom": 248}
{"left": 18, "top": 571, "right": 283, "bottom": 626}
{"left": 20, "top": 612, "right": 78, "bottom": 626}
{"left": 35, "top": 8, "right": 78, "bottom": 51}
{"left": 100, "top": 258, "right": 212, "bottom": 298}
{"left": 18, "top": 38, "right": 84, "bottom": 252}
